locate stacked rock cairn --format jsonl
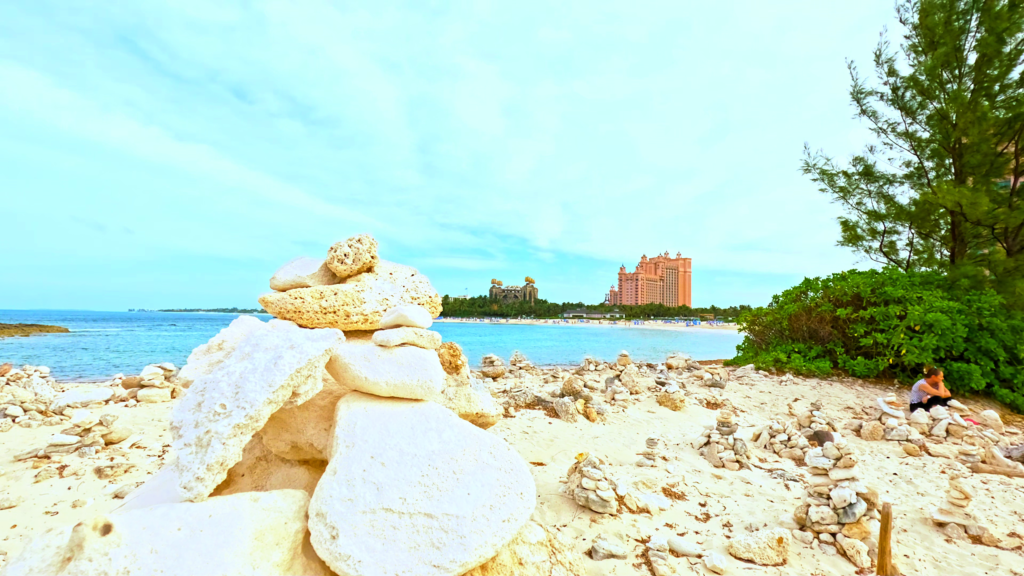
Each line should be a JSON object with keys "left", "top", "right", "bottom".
{"left": 693, "top": 410, "right": 748, "bottom": 471}
{"left": 4, "top": 234, "right": 581, "bottom": 576}
{"left": 929, "top": 470, "right": 1010, "bottom": 546}
{"left": 753, "top": 400, "right": 839, "bottom": 462}
{"left": 853, "top": 394, "right": 1015, "bottom": 464}
{"left": 792, "top": 435, "right": 879, "bottom": 570}
{"left": 564, "top": 453, "right": 669, "bottom": 516}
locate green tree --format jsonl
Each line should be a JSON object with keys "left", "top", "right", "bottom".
{"left": 804, "top": 0, "right": 1024, "bottom": 301}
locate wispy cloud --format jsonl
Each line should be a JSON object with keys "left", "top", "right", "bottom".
{"left": 0, "top": 0, "right": 893, "bottom": 309}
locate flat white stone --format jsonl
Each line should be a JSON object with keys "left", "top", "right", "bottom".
{"left": 328, "top": 340, "right": 445, "bottom": 401}
{"left": 51, "top": 387, "right": 113, "bottom": 412}
{"left": 371, "top": 327, "right": 442, "bottom": 349}
{"left": 380, "top": 303, "right": 434, "bottom": 329}
{"left": 3, "top": 490, "right": 330, "bottom": 576}
{"left": 270, "top": 257, "right": 341, "bottom": 292}
{"left": 308, "top": 392, "right": 535, "bottom": 576}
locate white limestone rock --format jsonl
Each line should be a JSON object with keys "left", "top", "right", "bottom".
{"left": 728, "top": 527, "right": 790, "bottom": 566}
{"left": 137, "top": 387, "right": 171, "bottom": 403}
{"left": 270, "top": 256, "right": 341, "bottom": 292}
{"left": 308, "top": 392, "right": 535, "bottom": 576}
{"left": 260, "top": 372, "right": 351, "bottom": 461}
{"left": 978, "top": 410, "right": 1004, "bottom": 433}
{"left": 176, "top": 315, "right": 263, "bottom": 385}
{"left": 50, "top": 387, "right": 113, "bottom": 412}
{"left": 3, "top": 490, "right": 330, "bottom": 576}
{"left": 260, "top": 260, "right": 442, "bottom": 330}
{"left": 371, "top": 326, "right": 442, "bottom": 349}
{"left": 325, "top": 233, "right": 379, "bottom": 279}
{"left": 171, "top": 319, "right": 344, "bottom": 501}
{"left": 380, "top": 303, "right": 434, "bottom": 329}
{"left": 440, "top": 380, "right": 504, "bottom": 429}
{"left": 328, "top": 340, "right": 446, "bottom": 401}
{"left": 463, "top": 521, "right": 585, "bottom": 576}
{"left": 211, "top": 435, "right": 325, "bottom": 497}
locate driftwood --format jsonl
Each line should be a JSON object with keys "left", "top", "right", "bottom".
{"left": 970, "top": 462, "right": 1024, "bottom": 478}
{"left": 876, "top": 502, "right": 899, "bottom": 575}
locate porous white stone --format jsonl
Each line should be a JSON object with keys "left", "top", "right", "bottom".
{"left": 137, "top": 388, "right": 171, "bottom": 403}
{"left": 440, "top": 380, "right": 503, "bottom": 429}
{"left": 328, "top": 340, "right": 445, "bottom": 401}
{"left": 2, "top": 490, "right": 330, "bottom": 576}
{"left": 728, "top": 527, "right": 790, "bottom": 566}
{"left": 259, "top": 260, "right": 442, "bottom": 331}
{"left": 171, "top": 319, "right": 344, "bottom": 501}
{"left": 325, "top": 233, "right": 379, "bottom": 279}
{"left": 270, "top": 257, "right": 341, "bottom": 292}
{"left": 260, "top": 373, "right": 351, "bottom": 461}
{"left": 50, "top": 387, "right": 113, "bottom": 412}
{"left": 308, "top": 392, "right": 535, "bottom": 576}
{"left": 176, "top": 315, "right": 264, "bottom": 385}
{"left": 371, "top": 326, "right": 441, "bottom": 349}
{"left": 380, "top": 303, "right": 434, "bottom": 329}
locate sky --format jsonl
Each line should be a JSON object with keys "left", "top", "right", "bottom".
{"left": 0, "top": 1, "right": 898, "bottom": 310}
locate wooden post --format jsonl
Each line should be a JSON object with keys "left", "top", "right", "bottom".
{"left": 876, "top": 502, "right": 898, "bottom": 575}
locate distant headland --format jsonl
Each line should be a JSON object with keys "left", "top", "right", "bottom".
{"left": 0, "top": 323, "right": 71, "bottom": 338}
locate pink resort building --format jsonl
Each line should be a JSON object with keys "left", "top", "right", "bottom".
{"left": 605, "top": 252, "right": 692, "bottom": 307}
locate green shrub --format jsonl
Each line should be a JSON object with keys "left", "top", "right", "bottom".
{"left": 728, "top": 268, "right": 1024, "bottom": 412}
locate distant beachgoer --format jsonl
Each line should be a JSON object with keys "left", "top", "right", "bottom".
{"left": 909, "top": 368, "right": 966, "bottom": 412}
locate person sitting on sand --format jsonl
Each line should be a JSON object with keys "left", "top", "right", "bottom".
{"left": 909, "top": 367, "right": 966, "bottom": 412}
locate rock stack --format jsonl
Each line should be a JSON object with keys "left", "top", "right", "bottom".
{"left": 753, "top": 402, "right": 838, "bottom": 462}
{"left": 636, "top": 436, "right": 664, "bottom": 467}
{"left": 694, "top": 410, "right": 749, "bottom": 471}
{"left": 4, "top": 234, "right": 543, "bottom": 576}
{"left": 564, "top": 453, "right": 669, "bottom": 516}
{"left": 852, "top": 396, "right": 1017, "bottom": 464}
{"left": 478, "top": 354, "right": 508, "bottom": 380}
{"left": 791, "top": 437, "right": 878, "bottom": 570}
{"left": 616, "top": 350, "right": 632, "bottom": 366}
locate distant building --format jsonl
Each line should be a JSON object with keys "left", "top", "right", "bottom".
{"left": 607, "top": 252, "right": 692, "bottom": 307}
{"left": 562, "top": 309, "right": 624, "bottom": 319}
{"left": 452, "top": 295, "right": 471, "bottom": 300}
{"left": 489, "top": 277, "right": 538, "bottom": 304}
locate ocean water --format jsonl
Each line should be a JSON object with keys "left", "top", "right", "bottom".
{"left": 0, "top": 310, "right": 743, "bottom": 381}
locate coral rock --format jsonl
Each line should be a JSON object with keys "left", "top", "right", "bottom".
{"left": 325, "top": 233, "right": 379, "bottom": 279}
{"left": 728, "top": 527, "right": 790, "bottom": 566}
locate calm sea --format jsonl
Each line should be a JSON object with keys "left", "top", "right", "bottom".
{"left": 0, "top": 310, "right": 743, "bottom": 381}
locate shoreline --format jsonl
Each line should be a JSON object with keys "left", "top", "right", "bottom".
{"left": 434, "top": 317, "right": 740, "bottom": 333}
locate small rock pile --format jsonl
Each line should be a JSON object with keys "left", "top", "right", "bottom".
{"left": 753, "top": 401, "right": 838, "bottom": 462}
{"left": 693, "top": 410, "right": 749, "bottom": 471}
{"left": 478, "top": 354, "right": 508, "bottom": 380}
{"left": 791, "top": 437, "right": 879, "bottom": 570}
{"left": 928, "top": 470, "right": 1014, "bottom": 547}
{"left": 636, "top": 436, "right": 664, "bottom": 467}
{"left": 32, "top": 411, "right": 135, "bottom": 459}
{"left": 5, "top": 234, "right": 546, "bottom": 576}
{"left": 564, "top": 453, "right": 669, "bottom": 516}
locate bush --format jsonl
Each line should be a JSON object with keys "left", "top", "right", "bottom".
{"left": 728, "top": 268, "right": 1024, "bottom": 412}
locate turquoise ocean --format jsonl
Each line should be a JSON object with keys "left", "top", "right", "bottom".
{"left": 0, "top": 310, "right": 743, "bottom": 381}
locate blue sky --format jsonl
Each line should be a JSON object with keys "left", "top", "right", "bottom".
{"left": 0, "top": 1, "right": 896, "bottom": 310}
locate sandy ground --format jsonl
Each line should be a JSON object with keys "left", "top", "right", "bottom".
{"left": 1, "top": 368, "right": 1021, "bottom": 575}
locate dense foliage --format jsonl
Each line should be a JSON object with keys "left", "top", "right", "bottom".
{"left": 439, "top": 295, "right": 749, "bottom": 321}
{"left": 803, "top": 0, "right": 1024, "bottom": 305}
{"left": 729, "top": 268, "right": 1024, "bottom": 411}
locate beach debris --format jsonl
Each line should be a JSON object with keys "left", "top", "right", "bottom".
{"left": 589, "top": 533, "right": 628, "bottom": 560}
{"left": 645, "top": 534, "right": 677, "bottom": 576}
